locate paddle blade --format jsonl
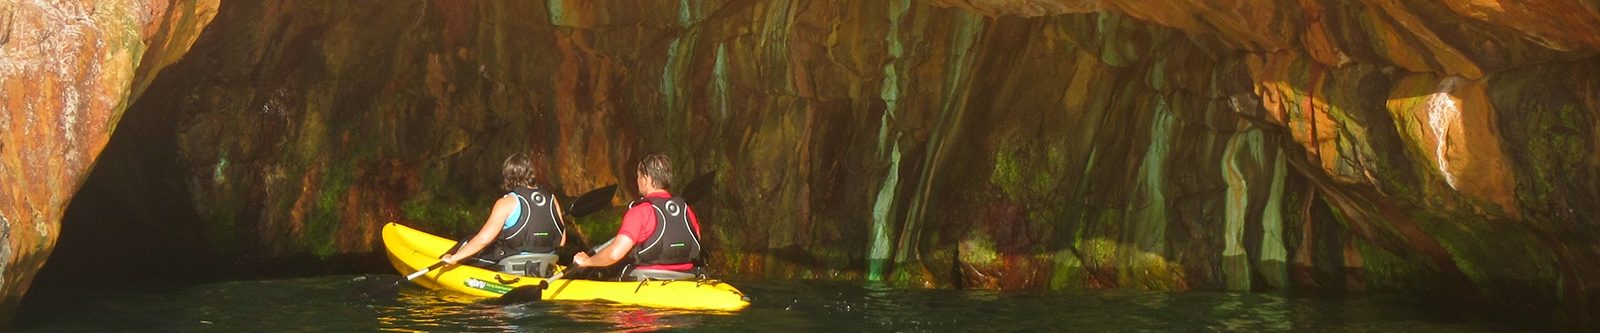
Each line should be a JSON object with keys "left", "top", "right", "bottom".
{"left": 349, "top": 275, "right": 404, "bottom": 299}
{"left": 352, "top": 261, "right": 445, "bottom": 299}
{"left": 490, "top": 283, "right": 548, "bottom": 305}
{"left": 566, "top": 184, "right": 617, "bottom": 217}
{"left": 680, "top": 170, "right": 718, "bottom": 204}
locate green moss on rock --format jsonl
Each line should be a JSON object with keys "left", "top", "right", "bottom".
{"left": 305, "top": 160, "right": 357, "bottom": 258}
{"left": 959, "top": 233, "right": 999, "bottom": 267}
{"left": 1049, "top": 248, "right": 1087, "bottom": 289}
{"left": 990, "top": 147, "right": 1024, "bottom": 198}
{"left": 1357, "top": 238, "right": 1424, "bottom": 292}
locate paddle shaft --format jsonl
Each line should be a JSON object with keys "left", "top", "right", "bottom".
{"left": 495, "top": 267, "right": 578, "bottom": 303}
{"left": 544, "top": 266, "right": 590, "bottom": 284}
{"left": 557, "top": 200, "right": 593, "bottom": 254}
{"left": 357, "top": 260, "right": 449, "bottom": 298}
{"left": 491, "top": 185, "right": 611, "bottom": 303}
{"left": 407, "top": 261, "right": 448, "bottom": 281}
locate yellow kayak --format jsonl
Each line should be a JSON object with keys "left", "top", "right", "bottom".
{"left": 381, "top": 222, "right": 750, "bottom": 310}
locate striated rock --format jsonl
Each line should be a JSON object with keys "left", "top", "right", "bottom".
{"left": 929, "top": 0, "right": 1600, "bottom": 76}
{"left": 0, "top": 0, "right": 217, "bottom": 325}
{"left": 8, "top": 0, "right": 1600, "bottom": 329}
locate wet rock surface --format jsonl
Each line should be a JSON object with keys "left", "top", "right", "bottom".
{"left": 6, "top": 0, "right": 1599, "bottom": 329}
{"left": 0, "top": 0, "right": 217, "bottom": 325}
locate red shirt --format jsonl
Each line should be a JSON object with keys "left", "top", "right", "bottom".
{"left": 617, "top": 190, "right": 702, "bottom": 271}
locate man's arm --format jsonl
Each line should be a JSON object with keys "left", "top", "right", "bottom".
{"left": 575, "top": 204, "right": 650, "bottom": 266}
{"left": 576, "top": 235, "right": 633, "bottom": 267}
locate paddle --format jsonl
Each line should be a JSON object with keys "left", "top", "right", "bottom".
{"left": 494, "top": 266, "right": 590, "bottom": 304}
{"left": 364, "top": 185, "right": 614, "bottom": 300}
{"left": 406, "top": 260, "right": 449, "bottom": 281}
{"left": 678, "top": 170, "right": 718, "bottom": 267}
{"left": 496, "top": 174, "right": 717, "bottom": 304}
{"left": 353, "top": 260, "right": 447, "bottom": 298}
{"left": 564, "top": 184, "right": 617, "bottom": 218}
{"left": 679, "top": 170, "right": 719, "bottom": 205}
{"left": 558, "top": 184, "right": 614, "bottom": 255}
{"left": 493, "top": 185, "right": 614, "bottom": 304}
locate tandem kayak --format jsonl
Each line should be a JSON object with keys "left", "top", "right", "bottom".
{"left": 381, "top": 222, "right": 750, "bottom": 310}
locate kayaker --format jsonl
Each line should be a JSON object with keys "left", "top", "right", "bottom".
{"left": 573, "top": 153, "right": 703, "bottom": 280}
{"left": 440, "top": 153, "right": 568, "bottom": 268}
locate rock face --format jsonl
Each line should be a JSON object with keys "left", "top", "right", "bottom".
{"left": 8, "top": 0, "right": 1600, "bottom": 329}
{"left": 0, "top": 0, "right": 217, "bottom": 325}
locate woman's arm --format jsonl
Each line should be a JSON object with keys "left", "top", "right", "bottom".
{"left": 552, "top": 196, "right": 568, "bottom": 247}
{"left": 442, "top": 195, "right": 516, "bottom": 264}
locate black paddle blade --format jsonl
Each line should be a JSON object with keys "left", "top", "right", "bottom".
{"left": 566, "top": 184, "right": 617, "bottom": 218}
{"left": 680, "top": 170, "right": 718, "bottom": 204}
{"left": 489, "top": 282, "right": 548, "bottom": 305}
{"left": 349, "top": 275, "right": 404, "bottom": 299}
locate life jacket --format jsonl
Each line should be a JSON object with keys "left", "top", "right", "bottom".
{"left": 630, "top": 196, "right": 701, "bottom": 266}
{"left": 499, "top": 186, "right": 563, "bottom": 254}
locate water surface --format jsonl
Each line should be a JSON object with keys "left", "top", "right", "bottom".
{"left": 17, "top": 276, "right": 1534, "bottom": 332}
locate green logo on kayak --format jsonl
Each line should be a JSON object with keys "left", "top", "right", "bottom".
{"left": 464, "top": 278, "right": 515, "bottom": 294}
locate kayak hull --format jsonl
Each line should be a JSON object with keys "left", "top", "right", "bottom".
{"left": 382, "top": 222, "right": 749, "bottom": 310}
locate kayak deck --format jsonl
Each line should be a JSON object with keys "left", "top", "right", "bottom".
{"left": 382, "top": 222, "right": 749, "bottom": 310}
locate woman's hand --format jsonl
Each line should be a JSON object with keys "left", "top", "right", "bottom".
{"left": 573, "top": 252, "right": 590, "bottom": 267}
{"left": 440, "top": 253, "right": 459, "bottom": 265}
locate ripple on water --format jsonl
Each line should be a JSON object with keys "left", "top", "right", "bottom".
{"left": 15, "top": 275, "right": 1539, "bottom": 332}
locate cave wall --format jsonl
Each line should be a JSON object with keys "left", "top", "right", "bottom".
{"left": 0, "top": 0, "right": 218, "bottom": 325}
{"left": 7, "top": 0, "right": 1600, "bottom": 329}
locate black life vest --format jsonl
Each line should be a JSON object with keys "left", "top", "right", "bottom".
{"left": 500, "top": 186, "right": 564, "bottom": 254}
{"left": 630, "top": 196, "right": 701, "bottom": 266}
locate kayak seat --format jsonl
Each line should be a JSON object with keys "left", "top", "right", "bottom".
{"left": 630, "top": 268, "right": 696, "bottom": 281}
{"left": 498, "top": 253, "right": 558, "bottom": 278}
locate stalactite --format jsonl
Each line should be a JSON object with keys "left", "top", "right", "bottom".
{"left": 894, "top": 11, "right": 985, "bottom": 271}
{"left": 713, "top": 43, "right": 730, "bottom": 121}
{"left": 19, "top": 0, "right": 1600, "bottom": 329}
{"left": 1221, "top": 126, "right": 1258, "bottom": 291}
{"left": 1129, "top": 103, "right": 1174, "bottom": 255}
{"left": 869, "top": 142, "right": 901, "bottom": 281}
{"left": 867, "top": 0, "right": 911, "bottom": 282}
{"left": 1259, "top": 144, "right": 1289, "bottom": 289}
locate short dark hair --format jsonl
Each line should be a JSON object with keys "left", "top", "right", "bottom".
{"left": 502, "top": 153, "right": 536, "bottom": 190}
{"left": 636, "top": 153, "right": 673, "bottom": 189}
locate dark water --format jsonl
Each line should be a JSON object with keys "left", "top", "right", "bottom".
{"left": 17, "top": 276, "right": 1535, "bottom": 332}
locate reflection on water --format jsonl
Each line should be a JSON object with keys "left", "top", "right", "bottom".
{"left": 16, "top": 276, "right": 1534, "bottom": 332}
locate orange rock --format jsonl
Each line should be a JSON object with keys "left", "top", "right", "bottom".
{"left": 0, "top": 0, "right": 219, "bottom": 325}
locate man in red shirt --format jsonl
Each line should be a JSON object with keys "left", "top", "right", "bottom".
{"left": 573, "top": 153, "right": 703, "bottom": 280}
